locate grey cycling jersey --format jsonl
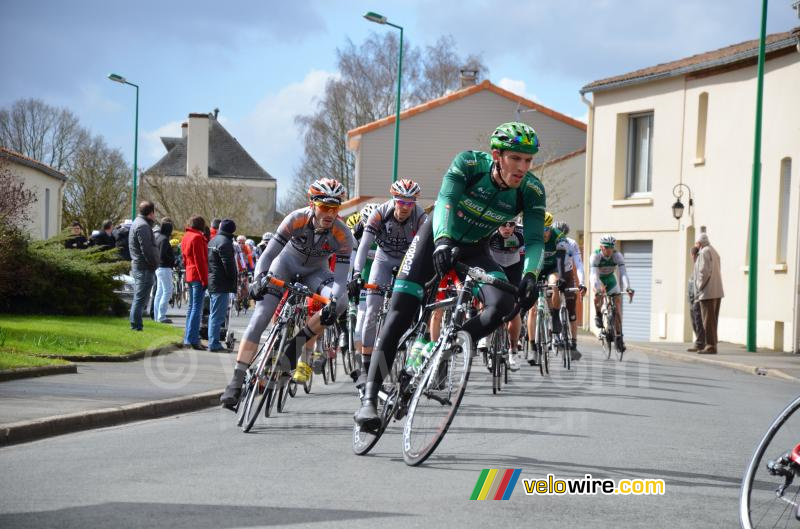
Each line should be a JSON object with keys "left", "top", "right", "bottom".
{"left": 260, "top": 207, "right": 354, "bottom": 301}
{"left": 353, "top": 200, "right": 427, "bottom": 273}
{"left": 489, "top": 226, "right": 524, "bottom": 268}
{"left": 563, "top": 237, "right": 585, "bottom": 285}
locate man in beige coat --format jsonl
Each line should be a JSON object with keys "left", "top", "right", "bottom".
{"left": 694, "top": 233, "right": 724, "bottom": 354}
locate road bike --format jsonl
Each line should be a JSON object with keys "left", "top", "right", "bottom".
{"left": 170, "top": 268, "right": 184, "bottom": 309}
{"left": 740, "top": 394, "right": 800, "bottom": 528}
{"left": 236, "top": 275, "right": 329, "bottom": 432}
{"left": 528, "top": 281, "right": 555, "bottom": 376}
{"left": 598, "top": 292, "right": 622, "bottom": 361}
{"left": 352, "top": 258, "right": 517, "bottom": 466}
{"left": 555, "top": 287, "right": 580, "bottom": 371}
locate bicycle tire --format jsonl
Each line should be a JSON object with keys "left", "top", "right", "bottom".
{"left": 538, "top": 315, "right": 549, "bottom": 375}
{"left": 740, "top": 394, "right": 800, "bottom": 529}
{"left": 241, "top": 374, "right": 268, "bottom": 433}
{"left": 303, "top": 371, "right": 313, "bottom": 394}
{"left": 287, "top": 379, "right": 297, "bottom": 397}
{"left": 561, "top": 307, "right": 571, "bottom": 370}
{"left": 328, "top": 351, "right": 337, "bottom": 382}
{"left": 402, "top": 330, "right": 473, "bottom": 466}
{"left": 604, "top": 315, "right": 615, "bottom": 360}
{"left": 491, "top": 331, "right": 501, "bottom": 395}
{"left": 276, "top": 378, "right": 289, "bottom": 413}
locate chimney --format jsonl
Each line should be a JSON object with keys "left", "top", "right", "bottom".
{"left": 459, "top": 69, "right": 478, "bottom": 88}
{"left": 180, "top": 122, "right": 188, "bottom": 138}
{"left": 213, "top": 108, "right": 219, "bottom": 120}
{"left": 186, "top": 113, "right": 209, "bottom": 178}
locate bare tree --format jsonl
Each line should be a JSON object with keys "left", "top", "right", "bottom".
{"left": 0, "top": 157, "right": 38, "bottom": 228}
{"left": 290, "top": 32, "right": 488, "bottom": 202}
{"left": 62, "top": 135, "right": 131, "bottom": 232}
{"left": 141, "top": 169, "right": 257, "bottom": 233}
{"left": 0, "top": 98, "right": 89, "bottom": 172}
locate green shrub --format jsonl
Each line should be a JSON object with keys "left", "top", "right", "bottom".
{"left": 0, "top": 224, "right": 130, "bottom": 316}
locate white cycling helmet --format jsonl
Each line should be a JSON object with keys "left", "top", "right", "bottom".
{"left": 600, "top": 234, "right": 616, "bottom": 247}
{"left": 390, "top": 179, "right": 421, "bottom": 200}
{"left": 308, "top": 178, "right": 345, "bottom": 205}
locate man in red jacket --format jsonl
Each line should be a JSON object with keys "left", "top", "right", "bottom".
{"left": 182, "top": 215, "right": 209, "bottom": 349}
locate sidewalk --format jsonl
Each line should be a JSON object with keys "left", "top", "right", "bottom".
{"left": 578, "top": 331, "right": 800, "bottom": 382}
{"left": 0, "top": 307, "right": 238, "bottom": 446}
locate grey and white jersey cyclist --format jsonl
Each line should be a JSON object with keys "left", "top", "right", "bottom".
{"left": 242, "top": 206, "right": 355, "bottom": 344}
{"left": 352, "top": 180, "right": 427, "bottom": 349}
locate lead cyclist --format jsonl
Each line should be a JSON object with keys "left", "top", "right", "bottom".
{"left": 354, "top": 122, "right": 547, "bottom": 430}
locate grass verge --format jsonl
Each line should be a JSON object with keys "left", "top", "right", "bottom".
{"left": 0, "top": 315, "right": 183, "bottom": 366}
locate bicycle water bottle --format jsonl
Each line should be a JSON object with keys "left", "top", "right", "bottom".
{"left": 406, "top": 336, "right": 431, "bottom": 373}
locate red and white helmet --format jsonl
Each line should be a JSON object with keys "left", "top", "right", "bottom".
{"left": 390, "top": 179, "right": 421, "bottom": 200}
{"left": 308, "top": 178, "right": 345, "bottom": 205}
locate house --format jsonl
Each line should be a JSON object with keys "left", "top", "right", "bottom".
{"left": 0, "top": 147, "right": 66, "bottom": 239}
{"left": 580, "top": 27, "right": 800, "bottom": 349}
{"left": 344, "top": 79, "right": 587, "bottom": 232}
{"left": 143, "top": 112, "right": 277, "bottom": 233}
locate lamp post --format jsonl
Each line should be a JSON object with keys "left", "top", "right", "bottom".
{"left": 363, "top": 11, "right": 403, "bottom": 183}
{"left": 107, "top": 73, "right": 139, "bottom": 219}
{"left": 747, "top": 0, "right": 768, "bottom": 352}
{"left": 671, "top": 183, "right": 693, "bottom": 220}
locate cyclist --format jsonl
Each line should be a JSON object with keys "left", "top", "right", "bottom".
{"left": 348, "top": 180, "right": 427, "bottom": 387}
{"left": 525, "top": 212, "right": 568, "bottom": 361}
{"left": 590, "top": 234, "right": 634, "bottom": 353}
{"left": 553, "top": 221, "right": 585, "bottom": 360}
{"left": 488, "top": 218, "right": 525, "bottom": 371}
{"left": 220, "top": 178, "right": 354, "bottom": 410}
{"left": 236, "top": 235, "right": 255, "bottom": 273}
{"left": 257, "top": 232, "right": 273, "bottom": 255}
{"left": 354, "top": 122, "right": 546, "bottom": 429}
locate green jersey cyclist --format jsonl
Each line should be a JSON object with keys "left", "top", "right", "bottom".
{"left": 354, "top": 122, "right": 547, "bottom": 429}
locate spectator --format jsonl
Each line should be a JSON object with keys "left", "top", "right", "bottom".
{"left": 203, "top": 225, "right": 211, "bottom": 241}
{"left": 128, "top": 201, "right": 159, "bottom": 331}
{"left": 182, "top": 215, "right": 209, "bottom": 349}
{"left": 694, "top": 232, "right": 724, "bottom": 354}
{"left": 90, "top": 220, "right": 116, "bottom": 251}
{"left": 207, "top": 219, "right": 237, "bottom": 352}
{"left": 64, "top": 221, "right": 89, "bottom": 249}
{"left": 210, "top": 218, "right": 221, "bottom": 240}
{"left": 112, "top": 219, "right": 133, "bottom": 261}
{"left": 687, "top": 246, "right": 705, "bottom": 352}
{"left": 153, "top": 217, "right": 176, "bottom": 324}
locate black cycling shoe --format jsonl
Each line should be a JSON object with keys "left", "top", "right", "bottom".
{"left": 354, "top": 382, "right": 380, "bottom": 429}
{"left": 594, "top": 315, "right": 603, "bottom": 329}
{"left": 220, "top": 384, "right": 242, "bottom": 411}
{"left": 616, "top": 338, "right": 626, "bottom": 353}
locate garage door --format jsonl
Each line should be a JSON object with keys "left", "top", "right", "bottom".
{"left": 621, "top": 241, "right": 652, "bottom": 341}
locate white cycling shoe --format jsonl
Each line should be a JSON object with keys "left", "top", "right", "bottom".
{"left": 507, "top": 351, "right": 520, "bottom": 372}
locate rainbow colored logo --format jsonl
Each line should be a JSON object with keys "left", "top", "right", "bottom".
{"left": 470, "top": 469, "right": 522, "bottom": 500}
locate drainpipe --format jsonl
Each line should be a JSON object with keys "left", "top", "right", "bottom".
{"left": 580, "top": 90, "right": 595, "bottom": 331}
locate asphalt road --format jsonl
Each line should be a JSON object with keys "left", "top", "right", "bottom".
{"left": 1, "top": 330, "right": 797, "bottom": 528}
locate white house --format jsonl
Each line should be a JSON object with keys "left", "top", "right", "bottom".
{"left": 580, "top": 27, "right": 800, "bottom": 349}
{"left": 0, "top": 147, "right": 66, "bottom": 239}
{"left": 343, "top": 79, "right": 587, "bottom": 227}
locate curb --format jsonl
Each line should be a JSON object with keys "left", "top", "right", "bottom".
{"left": 0, "top": 389, "right": 223, "bottom": 447}
{"left": 0, "top": 364, "right": 78, "bottom": 382}
{"left": 621, "top": 341, "right": 800, "bottom": 383}
{"left": 38, "top": 343, "right": 181, "bottom": 363}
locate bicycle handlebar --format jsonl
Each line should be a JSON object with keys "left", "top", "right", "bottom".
{"left": 267, "top": 276, "right": 330, "bottom": 305}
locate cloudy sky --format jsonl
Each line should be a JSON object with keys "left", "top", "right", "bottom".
{"left": 1, "top": 0, "right": 797, "bottom": 197}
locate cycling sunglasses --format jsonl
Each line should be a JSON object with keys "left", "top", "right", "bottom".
{"left": 394, "top": 199, "right": 416, "bottom": 207}
{"left": 312, "top": 201, "right": 341, "bottom": 213}
{"left": 502, "top": 221, "right": 516, "bottom": 227}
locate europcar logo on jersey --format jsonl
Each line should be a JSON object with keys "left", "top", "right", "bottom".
{"left": 470, "top": 469, "right": 522, "bottom": 500}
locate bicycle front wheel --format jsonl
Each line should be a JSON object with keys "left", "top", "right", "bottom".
{"left": 740, "top": 394, "right": 800, "bottom": 529}
{"left": 402, "top": 330, "right": 472, "bottom": 466}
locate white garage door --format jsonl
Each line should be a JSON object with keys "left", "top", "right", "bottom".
{"left": 621, "top": 241, "right": 653, "bottom": 341}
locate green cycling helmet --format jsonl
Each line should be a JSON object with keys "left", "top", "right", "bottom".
{"left": 490, "top": 122, "right": 540, "bottom": 154}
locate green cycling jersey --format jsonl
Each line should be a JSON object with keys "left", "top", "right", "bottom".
{"left": 541, "top": 228, "right": 568, "bottom": 271}
{"left": 432, "top": 150, "right": 546, "bottom": 276}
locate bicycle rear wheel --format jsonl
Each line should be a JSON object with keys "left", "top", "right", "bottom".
{"left": 241, "top": 372, "right": 268, "bottom": 433}
{"left": 740, "top": 394, "right": 800, "bottom": 529}
{"left": 603, "top": 316, "right": 615, "bottom": 360}
{"left": 402, "top": 330, "right": 472, "bottom": 466}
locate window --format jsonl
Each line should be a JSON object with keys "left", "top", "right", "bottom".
{"left": 44, "top": 188, "right": 50, "bottom": 239}
{"left": 695, "top": 93, "right": 708, "bottom": 163}
{"left": 626, "top": 112, "right": 653, "bottom": 196}
{"left": 777, "top": 158, "right": 792, "bottom": 264}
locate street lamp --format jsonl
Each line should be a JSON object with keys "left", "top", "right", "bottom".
{"left": 363, "top": 11, "right": 403, "bottom": 183}
{"left": 671, "top": 183, "right": 693, "bottom": 220}
{"left": 107, "top": 72, "right": 139, "bottom": 219}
